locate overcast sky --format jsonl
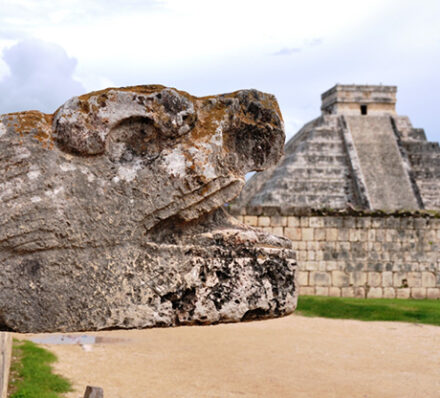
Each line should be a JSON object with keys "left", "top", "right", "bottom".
{"left": 0, "top": 0, "right": 439, "bottom": 142}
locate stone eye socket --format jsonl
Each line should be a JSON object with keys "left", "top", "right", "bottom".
{"left": 106, "top": 116, "right": 162, "bottom": 162}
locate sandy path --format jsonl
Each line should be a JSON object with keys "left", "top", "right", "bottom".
{"left": 18, "top": 315, "right": 440, "bottom": 398}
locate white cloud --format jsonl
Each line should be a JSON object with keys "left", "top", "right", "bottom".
{"left": 273, "top": 48, "right": 302, "bottom": 56}
{"left": 0, "top": 58, "right": 9, "bottom": 81}
{"left": 0, "top": 39, "right": 85, "bottom": 114}
{"left": 74, "top": 71, "right": 115, "bottom": 93}
{"left": 0, "top": 0, "right": 389, "bottom": 68}
{"left": 0, "top": 0, "right": 438, "bottom": 142}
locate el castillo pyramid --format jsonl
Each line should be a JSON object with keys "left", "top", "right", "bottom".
{"left": 235, "top": 84, "right": 440, "bottom": 211}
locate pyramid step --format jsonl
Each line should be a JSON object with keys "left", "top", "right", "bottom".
{"left": 302, "top": 154, "right": 349, "bottom": 165}
{"left": 283, "top": 153, "right": 349, "bottom": 165}
{"left": 403, "top": 141, "right": 440, "bottom": 152}
{"left": 409, "top": 155, "right": 440, "bottom": 167}
{"left": 266, "top": 180, "right": 349, "bottom": 195}
{"left": 310, "top": 130, "right": 342, "bottom": 140}
{"left": 405, "top": 129, "right": 427, "bottom": 141}
{"left": 417, "top": 181, "right": 440, "bottom": 191}
{"left": 419, "top": 194, "right": 440, "bottom": 209}
{"left": 413, "top": 169, "right": 440, "bottom": 179}
{"left": 304, "top": 142, "right": 346, "bottom": 154}
{"left": 287, "top": 194, "right": 348, "bottom": 208}
{"left": 276, "top": 167, "right": 348, "bottom": 179}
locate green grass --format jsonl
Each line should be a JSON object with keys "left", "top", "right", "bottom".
{"left": 296, "top": 296, "right": 440, "bottom": 326}
{"left": 8, "top": 340, "right": 72, "bottom": 398}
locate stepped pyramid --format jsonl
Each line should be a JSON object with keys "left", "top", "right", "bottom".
{"left": 234, "top": 84, "right": 440, "bottom": 212}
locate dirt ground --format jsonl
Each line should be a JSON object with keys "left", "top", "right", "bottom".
{"left": 18, "top": 315, "right": 440, "bottom": 398}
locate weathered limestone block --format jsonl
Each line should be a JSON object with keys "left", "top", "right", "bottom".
{"left": 427, "top": 288, "right": 440, "bottom": 299}
{"left": 411, "top": 288, "right": 427, "bottom": 299}
{"left": 367, "top": 272, "right": 382, "bottom": 287}
{"left": 396, "top": 288, "right": 410, "bottom": 299}
{"left": 367, "top": 287, "right": 383, "bottom": 298}
{"left": 332, "top": 271, "right": 349, "bottom": 287}
{"left": 315, "top": 287, "right": 329, "bottom": 296}
{"left": 422, "top": 272, "right": 436, "bottom": 288}
{"left": 383, "top": 287, "right": 396, "bottom": 299}
{"left": 341, "top": 287, "right": 355, "bottom": 297}
{"left": 296, "top": 271, "right": 309, "bottom": 286}
{"left": 328, "top": 287, "right": 341, "bottom": 297}
{"left": 0, "top": 85, "right": 296, "bottom": 333}
{"left": 310, "top": 271, "right": 331, "bottom": 286}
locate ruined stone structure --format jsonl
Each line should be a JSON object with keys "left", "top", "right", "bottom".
{"left": 0, "top": 85, "right": 296, "bottom": 332}
{"left": 231, "top": 84, "right": 440, "bottom": 299}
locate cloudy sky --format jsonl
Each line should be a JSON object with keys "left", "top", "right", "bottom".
{"left": 0, "top": 0, "right": 439, "bottom": 142}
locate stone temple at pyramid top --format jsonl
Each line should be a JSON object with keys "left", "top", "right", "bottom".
{"left": 232, "top": 84, "right": 440, "bottom": 212}
{"left": 321, "top": 84, "right": 397, "bottom": 116}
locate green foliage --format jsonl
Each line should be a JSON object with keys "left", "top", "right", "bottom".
{"left": 297, "top": 296, "right": 440, "bottom": 326}
{"left": 9, "top": 340, "right": 72, "bottom": 398}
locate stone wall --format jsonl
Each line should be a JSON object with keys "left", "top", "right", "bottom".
{"left": 232, "top": 210, "right": 440, "bottom": 299}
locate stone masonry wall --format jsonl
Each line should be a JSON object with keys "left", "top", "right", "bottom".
{"left": 233, "top": 213, "right": 440, "bottom": 299}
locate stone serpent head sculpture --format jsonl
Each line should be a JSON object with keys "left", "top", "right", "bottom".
{"left": 0, "top": 85, "right": 296, "bottom": 332}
